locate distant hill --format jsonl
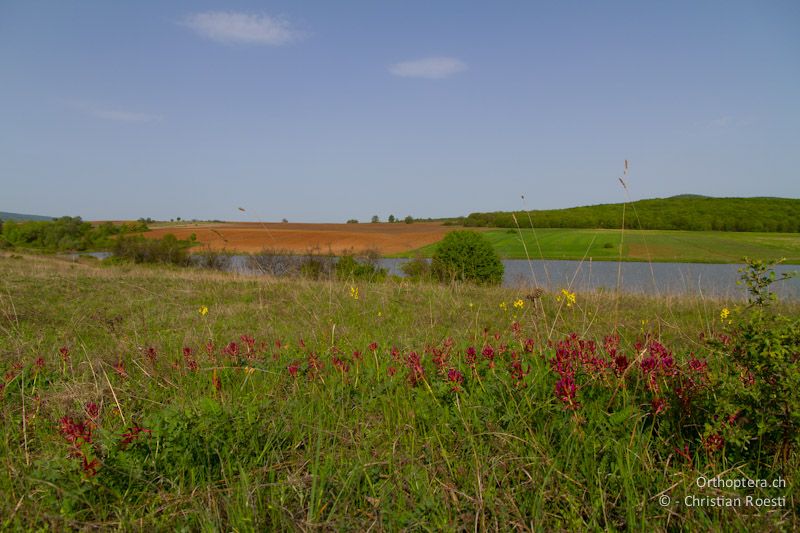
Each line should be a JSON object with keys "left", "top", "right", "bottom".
{"left": 0, "top": 211, "right": 54, "bottom": 221}
{"left": 461, "top": 196, "right": 800, "bottom": 232}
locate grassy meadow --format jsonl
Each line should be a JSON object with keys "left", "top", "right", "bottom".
{"left": 1, "top": 253, "right": 798, "bottom": 530}
{"left": 400, "top": 228, "right": 800, "bottom": 263}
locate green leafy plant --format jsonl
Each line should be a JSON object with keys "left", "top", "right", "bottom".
{"left": 738, "top": 257, "right": 797, "bottom": 307}
{"left": 400, "top": 256, "right": 431, "bottom": 281}
{"left": 111, "top": 234, "right": 191, "bottom": 265}
{"left": 431, "top": 231, "right": 504, "bottom": 285}
{"left": 335, "top": 253, "right": 387, "bottom": 281}
{"left": 708, "top": 259, "right": 800, "bottom": 469}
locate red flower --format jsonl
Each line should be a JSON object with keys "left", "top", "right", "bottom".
{"left": 332, "top": 355, "right": 350, "bottom": 373}
{"left": 704, "top": 433, "right": 724, "bottom": 453}
{"left": 240, "top": 335, "right": 255, "bottom": 355}
{"left": 288, "top": 362, "right": 300, "bottom": 378}
{"left": 523, "top": 338, "right": 535, "bottom": 353}
{"left": 447, "top": 368, "right": 464, "bottom": 384}
{"left": 120, "top": 425, "right": 152, "bottom": 448}
{"left": 688, "top": 357, "right": 708, "bottom": 373}
{"left": 509, "top": 357, "right": 530, "bottom": 387}
{"left": 406, "top": 352, "right": 425, "bottom": 386}
{"left": 85, "top": 402, "right": 100, "bottom": 420}
{"left": 482, "top": 345, "right": 496, "bottom": 368}
{"left": 223, "top": 342, "right": 240, "bottom": 358}
{"left": 555, "top": 375, "right": 579, "bottom": 409}
{"left": 113, "top": 360, "right": 127, "bottom": 378}
{"left": 613, "top": 354, "right": 629, "bottom": 375}
{"left": 59, "top": 416, "right": 92, "bottom": 445}
{"left": 447, "top": 368, "right": 464, "bottom": 392}
{"left": 651, "top": 397, "right": 667, "bottom": 416}
{"left": 464, "top": 347, "right": 477, "bottom": 368}
{"left": 82, "top": 457, "right": 99, "bottom": 476}
{"left": 59, "top": 346, "right": 70, "bottom": 361}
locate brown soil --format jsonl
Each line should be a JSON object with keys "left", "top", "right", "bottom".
{"left": 142, "top": 222, "right": 455, "bottom": 255}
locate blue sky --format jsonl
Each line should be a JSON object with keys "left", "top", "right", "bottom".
{"left": 1, "top": 1, "right": 798, "bottom": 222}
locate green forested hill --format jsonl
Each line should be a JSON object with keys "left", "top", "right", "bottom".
{"left": 0, "top": 211, "right": 53, "bottom": 221}
{"left": 462, "top": 196, "right": 800, "bottom": 232}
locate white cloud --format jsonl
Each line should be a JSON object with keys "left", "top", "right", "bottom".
{"left": 68, "top": 101, "right": 162, "bottom": 123}
{"left": 388, "top": 57, "right": 467, "bottom": 79}
{"left": 182, "top": 11, "right": 304, "bottom": 45}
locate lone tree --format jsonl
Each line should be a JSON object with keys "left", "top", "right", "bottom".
{"left": 371, "top": 215, "right": 380, "bottom": 223}
{"left": 431, "top": 231, "right": 504, "bottom": 285}
{"left": 388, "top": 214, "right": 396, "bottom": 223}
{"left": 404, "top": 215, "right": 414, "bottom": 224}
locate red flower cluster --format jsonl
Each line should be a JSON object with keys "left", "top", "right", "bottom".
{"left": 120, "top": 425, "right": 152, "bottom": 448}
{"left": 59, "top": 407, "right": 99, "bottom": 476}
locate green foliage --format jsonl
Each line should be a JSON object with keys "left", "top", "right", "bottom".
{"left": 112, "top": 234, "right": 191, "bottom": 265}
{"left": 400, "top": 257, "right": 431, "bottom": 281}
{"left": 346, "top": 219, "right": 359, "bottom": 224}
{"left": 709, "top": 309, "right": 800, "bottom": 468}
{"left": 463, "top": 196, "right": 800, "bottom": 232}
{"left": 371, "top": 215, "right": 379, "bottom": 223}
{"left": 298, "top": 251, "right": 336, "bottom": 279}
{"left": 404, "top": 216, "right": 414, "bottom": 224}
{"left": 335, "top": 253, "right": 387, "bottom": 281}
{"left": 388, "top": 214, "right": 396, "bottom": 223}
{"left": 703, "top": 260, "right": 800, "bottom": 468}
{"left": 0, "top": 216, "right": 147, "bottom": 251}
{"left": 738, "top": 257, "right": 798, "bottom": 307}
{"left": 431, "top": 231, "right": 504, "bottom": 285}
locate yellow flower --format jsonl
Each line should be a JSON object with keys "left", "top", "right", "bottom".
{"left": 513, "top": 298, "right": 524, "bottom": 310}
{"left": 349, "top": 286, "right": 359, "bottom": 300}
{"left": 377, "top": 311, "right": 382, "bottom": 317}
{"left": 557, "top": 289, "right": 576, "bottom": 308}
{"left": 720, "top": 307, "right": 730, "bottom": 320}
{"left": 198, "top": 305, "right": 209, "bottom": 316}
{"left": 499, "top": 301, "right": 508, "bottom": 312}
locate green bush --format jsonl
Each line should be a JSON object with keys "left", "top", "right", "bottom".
{"left": 431, "top": 231, "right": 504, "bottom": 285}
{"left": 709, "top": 309, "right": 800, "bottom": 468}
{"left": 400, "top": 257, "right": 431, "bottom": 281}
{"left": 335, "top": 252, "right": 387, "bottom": 281}
{"left": 112, "top": 234, "right": 190, "bottom": 265}
{"left": 706, "top": 259, "right": 800, "bottom": 469}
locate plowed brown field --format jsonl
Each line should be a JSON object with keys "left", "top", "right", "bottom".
{"left": 143, "top": 222, "right": 455, "bottom": 255}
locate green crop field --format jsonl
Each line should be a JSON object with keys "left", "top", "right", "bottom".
{"left": 400, "top": 228, "right": 800, "bottom": 263}
{"left": 1, "top": 253, "right": 798, "bottom": 530}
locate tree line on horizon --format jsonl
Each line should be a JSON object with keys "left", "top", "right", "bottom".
{"left": 0, "top": 216, "right": 148, "bottom": 251}
{"left": 459, "top": 196, "right": 800, "bottom": 233}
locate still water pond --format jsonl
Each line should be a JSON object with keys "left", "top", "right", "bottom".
{"left": 382, "top": 259, "right": 800, "bottom": 299}
{"left": 72, "top": 253, "right": 799, "bottom": 299}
